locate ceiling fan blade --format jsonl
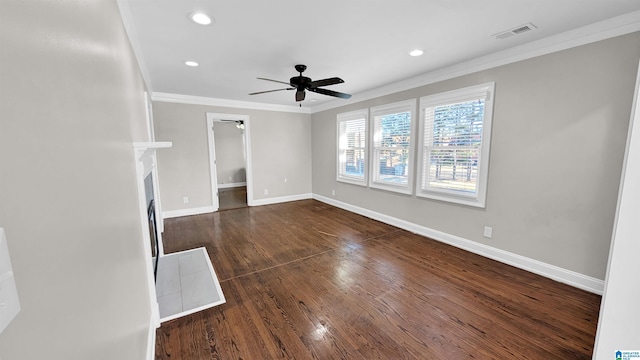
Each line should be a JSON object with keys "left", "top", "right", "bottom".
{"left": 308, "top": 87, "right": 351, "bottom": 99}
{"left": 309, "top": 77, "right": 344, "bottom": 88}
{"left": 257, "top": 77, "right": 292, "bottom": 86}
{"left": 295, "top": 90, "right": 306, "bottom": 102}
{"left": 249, "top": 88, "right": 294, "bottom": 95}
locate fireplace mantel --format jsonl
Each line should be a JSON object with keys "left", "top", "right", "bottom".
{"left": 133, "top": 140, "right": 172, "bottom": 334}
{"left": 133, "top": 140, "right": 226, "bottom": 323}
{"left": 133, "top": 141, "right": 172, "bottom": 150}
{"left": 134, "top": 142, "right": 172, "bottom": 177}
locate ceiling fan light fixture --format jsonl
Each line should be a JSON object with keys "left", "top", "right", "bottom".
{"left": 185, "top": 61, "right": 199, "bottom": 67}
{"left": 189, "top": 12, "right": 212, "bottom": 25}
{"left": 409, "top": 49, "right": 424, "bottom": 57}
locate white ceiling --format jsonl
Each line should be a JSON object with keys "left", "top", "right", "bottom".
{"left": 119, "top": 1, "right": 640, "bottom": 111}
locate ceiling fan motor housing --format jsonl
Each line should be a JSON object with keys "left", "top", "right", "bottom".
{"left": 290, "top": 75, "right": 312, "bottom": 89}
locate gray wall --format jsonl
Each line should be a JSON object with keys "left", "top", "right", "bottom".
{"left": 153, "top": 102, "right": 312, "bottom": 212}
{"left": 214, "top": 122, "right": 246, "bottom": 185}
{"left": 312, "top": 32, "right": 640, "bottom": 280}
{"left": 0, "top": 0, "right": 152, "bottom": 359}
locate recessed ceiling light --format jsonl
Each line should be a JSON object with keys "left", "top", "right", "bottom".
{"left": 189, "top": 12, "right": 212, "bottom": 25}
{"left": 409, "top": 49, "right": 424, "bottom": 57}
{"left": 185, "top": 61, "right": 199, "bottom": 67}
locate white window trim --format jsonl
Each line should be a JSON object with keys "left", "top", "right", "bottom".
{"left": 369, "top": 99, "right": 417, "bottom": 195}
{"left": 417, "top": 82, "right": 495, "bottom": 208}
{"left": 337, "top": 109, "right": 369, "bottom": 186}
{"left": 336, "top": 109, "right": 369, "bottom": 186}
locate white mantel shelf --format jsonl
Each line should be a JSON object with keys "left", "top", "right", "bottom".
{"left": 133, "top": 141, "right": 173, "bottom": 150}
{"left": 134, "top": 141, "right": 172, "bottom": 177}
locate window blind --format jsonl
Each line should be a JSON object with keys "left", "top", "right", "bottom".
{"left": 370, "top": 99, "right": 416, "bottom": 194}
{"left": 423, "top": 99, "right": 485, "bottom": 193}
{"left": 418, "top": 82, "right": 495, "bottom": 207}
{"left": 337, "top": 110, "right": 368, "bottom": 185}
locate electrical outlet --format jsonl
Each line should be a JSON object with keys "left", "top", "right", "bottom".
{"left": 264, "top": 189, "right": 268, "bottom": 195}
{"left": 483, "top": 226, "right": 493, "bottom": 238}
{"left": 332, "top": 189, "right": 336, "bottom": 196}
{"left": 183, "top": 196, "right": 189, "bottom": 204}
{"left": 284, "top": 178, "right": 288, "bottom": 183}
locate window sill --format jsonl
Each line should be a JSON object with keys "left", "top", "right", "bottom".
{"left": 337, "top": 176, "right": 367, "bottom": 186}
{"left": 416, "top": 191, "right": 486, "bottom": 208}
{"left": 369, "top": 182, "right": 412, "bottom": 195}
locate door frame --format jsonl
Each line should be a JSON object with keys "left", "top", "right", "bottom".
{"left": 206, "top": 113, "right": 253, "bottom": 211}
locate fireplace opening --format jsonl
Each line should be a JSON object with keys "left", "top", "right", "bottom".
{"left": 144, "top": 172, "right": 159, "bottom": 280}
{"left": 148, "top": 199, "right": 159, "bottom": 280}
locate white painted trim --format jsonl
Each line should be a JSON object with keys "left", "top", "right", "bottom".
{"left": 368, "top": 99, "right": 417, "bottom": 195}
{"left": 123, "top": 6, "right": 639, "bottom": 119}
{"left": 312, "top": 194, "right": 605, "bottom": 294}
{"left": 217, "top": 182, "right": 247, "bottom": 189}
{"left": 132, "top": 143, "right": 162, "bottom": 360}
{"left": 206, "top": 118, "right": 220, "bottom": 212}
{"left": 592, "top": 60, "right": 640, "bottom": 357}
{"left": 337, "top": 108, "right": 369, "bottom": 186}
{"left": 152, "top": 92, "right": 311, "bottom": 114}
{"left": 311, "top": 11, "right": 640, "bottom": 113}
{"left": 132, "top": 141, "right": 172, "bottom": 150}
{"left": 206, "top": 113, "right": 254, "bottom": 207}
{"left": 416, "top": 82, "right": 495, "bottom": 208}
{"left": 251, "top": 193, "right": 313, "bottom": 207}
{"left": 145, "top": 315, "right": 156, "bottom": 360}
{"left": 163, "top": 206, "right": 215, "bottom": 219}
{"left": 132, "top": 142, "right": 172, "bottom": 249}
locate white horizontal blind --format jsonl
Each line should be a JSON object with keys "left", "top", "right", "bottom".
{"left": 418, "top": 82, "right": 494, "bottom": 207}
{"left": 370, "top": 99, "right": 416, "bottom": 193}
{"left": 337, "top": 110, "right": 368, "bottom": 185}
{"left": 423, "top": 98, "right": 484, "bottom": 192}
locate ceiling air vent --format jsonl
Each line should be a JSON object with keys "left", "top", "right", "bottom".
{"left": 493, "top": 22, "right": 537, "bottom": 40}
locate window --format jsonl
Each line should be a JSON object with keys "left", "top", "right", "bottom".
{"left": 337, "top": 109, "right": 368, "bottom": 185}
{"left": 417, "top": 82, "right": 495, "bottom": 207}
{"left": 370, "top": 99, "right": 416, "bottom": 194}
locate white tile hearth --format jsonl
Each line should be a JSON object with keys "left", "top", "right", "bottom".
{"left": 156, "top": 247, "right": 226, "bottom": 322}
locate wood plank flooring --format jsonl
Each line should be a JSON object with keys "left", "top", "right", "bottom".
{"left": 218, "top": 186, "right": 247, "bottom": 211}
{"left": 156, "top": 199, "right": 601, "bottom": 359}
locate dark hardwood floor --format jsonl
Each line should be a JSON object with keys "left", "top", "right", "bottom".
{"left": 156, "top": 199, "right": 601, "bottom": 359}
{"left": 218, "top": 186, "right": 247, "bottom": 211}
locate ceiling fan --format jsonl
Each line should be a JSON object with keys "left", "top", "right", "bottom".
{"left": 249, "top": 64, "right": 351, "bottom": 102}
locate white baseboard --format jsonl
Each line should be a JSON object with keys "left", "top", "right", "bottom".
{"left": 163, "top": 206, "right": 214, "bottom": 219}
{"left": 312, "top": 194, "right": 605, "bottom": 295}
{"left": 250, "top": 193, "right": 312, "bottom": 207}
{"left": 217, "top": 182, "right": 247, "bottom": 189}
{"left": 162, "top": 193, "right": 311, "bottom": 218}
{"left": 146, "top": 314, "right": 157, "bottom": 360}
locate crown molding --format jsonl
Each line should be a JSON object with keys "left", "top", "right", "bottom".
{"left": 151, "top": 92, "right": 311, "bottom": 114}
{"left": 310, "top": 10, "right": 640, "bottom": 113}
{"left": 120, "top": 2, "right": 640, "bottom": 116}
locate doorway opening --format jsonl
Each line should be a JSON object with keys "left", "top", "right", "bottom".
{"left": 218, "top": 185, "right": 248, "bottom": 210}
{"left": 206, "top": 113, "right": 253, "bottom": 211}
